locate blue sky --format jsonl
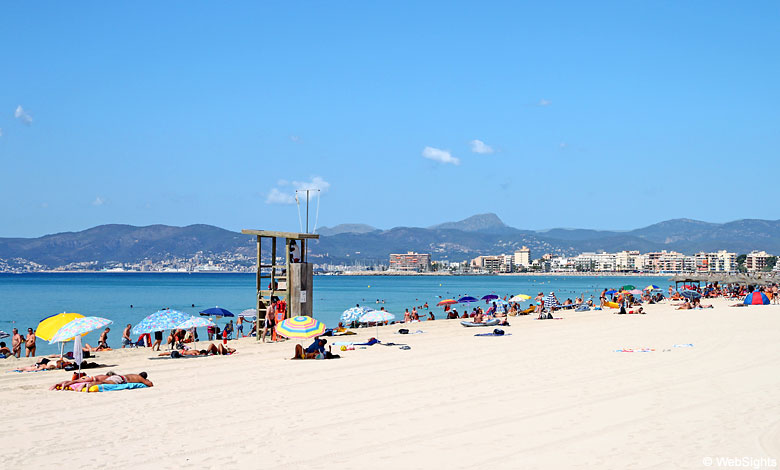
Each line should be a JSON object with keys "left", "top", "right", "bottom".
{"left": 1, "top": 1, "right": 778, "bottom": 237}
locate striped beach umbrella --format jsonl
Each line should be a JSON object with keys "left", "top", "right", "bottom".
{"left": 436, "top": 299, "right": 458, "bottom": 306}
{"left": 544, "top": 293, "right": 560, "bottom": 310}
{"left": 131, "top": 309, "right": 192, "bottom": 335}
{"left": 644, "top": 285, "right": 660, "bottom": 291}
{"left": 48, "top": 316, "right": 113, "bottom": 344}
{"left": 743, "top": 292, "right": 770, "bottom": 305}
{"left": 36, "top": 312, "right": 86, "bottom": 342}
{"left": 276, "top": 316, "right": 326, "bottom": 340}
{"left": 0, "top": 330, "right": 9, "bottom": 339}
{"left": 680, "top": 290, "right": 701, "bottom": 300}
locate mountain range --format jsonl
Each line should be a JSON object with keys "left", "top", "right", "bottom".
{"left": 2, "top": 214, "right": 780, "bottom": 268}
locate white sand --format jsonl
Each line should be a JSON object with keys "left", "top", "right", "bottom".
{"left": 2, "top": 298, "right": 780, "bottom": 469}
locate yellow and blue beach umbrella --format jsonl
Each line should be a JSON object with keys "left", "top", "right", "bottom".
{"left": 48, "top": 316, "right": 113, "bottom": 344}
{"left": 276, "top": 316, "right": 326, "bottom": 339}
{"left": 36, "top": 312, "right": 85, "bottom": 342}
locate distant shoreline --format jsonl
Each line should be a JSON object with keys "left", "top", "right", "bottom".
{"left": 1, "top": 270, "right": 669, "bottom": 277}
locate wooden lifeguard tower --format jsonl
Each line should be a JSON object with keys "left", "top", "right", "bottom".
{"left": 241, "top": 229, "right": 319, "bottom": 340}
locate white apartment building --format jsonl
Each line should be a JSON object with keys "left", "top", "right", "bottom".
{"left": 513, "top": 246, "right": 531, "bottom": 269}
{"left": 694, "top": 250, "right": 737, "bottom": 272}
{"left": 745, "top": 251, "right": 773, "bottom": 272}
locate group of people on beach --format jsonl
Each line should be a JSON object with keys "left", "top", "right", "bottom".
{"left": 1, "top": 328, "right": 37, "bottom": 358}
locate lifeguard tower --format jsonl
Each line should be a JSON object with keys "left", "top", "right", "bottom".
{"left": 241, "top": 229, "right": 319, "bottom": 340}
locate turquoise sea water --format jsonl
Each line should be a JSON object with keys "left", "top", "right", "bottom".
{"left": 0, "top": 273, "right": 668, "bottom": 355}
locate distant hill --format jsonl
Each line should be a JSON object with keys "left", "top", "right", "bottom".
{"left": 430, "top": 213, "right": 508, "bottom": 232}
{"left": 2, "top": 215, "right": 780, "bottom": 269}
{"left": 316, "top": 224, "right": 377, "bottom": 236}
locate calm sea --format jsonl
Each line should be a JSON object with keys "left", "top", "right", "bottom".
{"left": 0, "top": 273, "right": 667, "bottom": 354}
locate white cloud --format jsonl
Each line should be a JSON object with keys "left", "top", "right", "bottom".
{"left": 292, "top": 176, "right": 330, "bottom": 192}
{"left": 266, "top": 188, "right": 296, "bottom": 205}
{"left": 422, "top": 146, "right": 460, "bottom": 165}
{"left": 469, "top": 139, "right": 494, "bottom": 154}
{"left": 92, "top": 196, "right": 106, "bottom": 206}
{"left": 538, "top": 99, "right": 551, "bottom": 107}
{"left": 266, "top": 176, "right": 330, "bottom": 204}
{"left": 14, "top": 105, "right": 32, "bottom": 125}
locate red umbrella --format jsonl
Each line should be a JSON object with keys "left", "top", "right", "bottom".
{"left": 743, "top": 292, "right": 770, "bottom": 305}
{"left": 436, "top": 299, "right": 457, "bottom": 306}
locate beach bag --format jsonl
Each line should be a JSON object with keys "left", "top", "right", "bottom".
{"left": 492, "top": 329, "right": 505, "bottom": 335}
{"left": 398, "top": 329, "right": 409, "bottom": 334}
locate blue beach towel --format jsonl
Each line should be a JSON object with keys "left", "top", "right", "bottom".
{"left": 96, "top": 383, "right": 149, "bottom": 392}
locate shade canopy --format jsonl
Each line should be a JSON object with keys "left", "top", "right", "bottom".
{"left": 35, "top": 313, "right": 86, "bottom": 342}
{"left": 199, "top": 307, "right": 234, "bottom": 317}
{"left": 481, "top": 294, "right": 499, "bottom": 301}
{"left": 744, "top": 292, "right": 770, "bottom": 305}
{"left": 458, "top": 296, "right": 479, "bottom": 303}
{"left": 509, "top": 294, "right": 531, "bottom": 302}
{"left": 131, "top": 309, "right": 192, "bottom": 335}
{"left": 680, "top": 290, "right": 702, "bottom": 300}
{"left": 239, "top": 309, "right": 258, "bottom": 319}
{"left": 276, "top": 316, "right": 326, "bottom": 339}
{"left": 176, "top": 317, "right": 215, "bottom": 330}
{"left": 359, "top": 310, "right": 395, "bottom": 323}
{"left": 48, "top": 316, "right": 112, "bottom": 344}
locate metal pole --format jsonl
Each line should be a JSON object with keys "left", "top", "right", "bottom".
{"left": 306, "top": 190, "right": 310, "bottom": 234}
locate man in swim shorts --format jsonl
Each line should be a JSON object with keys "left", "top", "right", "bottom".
{"left": 122, "top": 324, "right": 132, "bottom": 348}
{"left": 11, "top": 328, "right": 22, "bottom": 358}
{"left": 262, "top": 302, "right": 276, "bottom": 342}
{"left": 98, "top": 327, "right": 110, "bottom": 349}
{"left": 25, "top": 328, "right": 36, "bottom": 357}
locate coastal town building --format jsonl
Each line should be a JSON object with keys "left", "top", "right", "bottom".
{"left": 745, "top": 251, "right": 772, "bottom": 272}
{"left": 694, "top": 250, "right": 737, "bottom": 272}
{"left": 389, "top": 251, "right": 432, "bottom": 272}
{"left": 513, "top": 246, "right": 531, "bottom": 269}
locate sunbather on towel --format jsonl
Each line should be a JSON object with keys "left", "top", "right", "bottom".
{"left": 50, "top": 371, "right": 153, "bottom": 390}
{"left": 16, "top": 357, "right": 74, "bottom": 372}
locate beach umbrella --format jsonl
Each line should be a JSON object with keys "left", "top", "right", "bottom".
{"left": 644, "top": 285, "right": 660, "bottom": 291}
{"left": 436, "top": 299, "right": 457, "bottom": 306}
{"left": 131, "top": 309, "right": 192, "bottom": 335}
{"left": 680, "top": 290, "right": 702, "bottom": 300}
{"left": 341, "top": 306, "right": 371, "bottom": 325}
{"left": 276, "top": 316, "right": 326, "bottom": 340}
{"left": 175, "top": 316, "right": 215, "bottom": 330}
{"left": 359, "top": 310, "right": 396, "bottom": 339}
{"left": 239, "top": 309, "right": 258, "bottom": 319}
{"left": 605, "top": 290, "right": 617, "bottom": 295}
{"left": 492, "top": 299, "right": 510, "bottom": 314}
{"left": 458, "top": 296, "right": 479, "bottom": 303}
{"left": 48, "top": 316, "right": 113, "bottom": 344}
{"left": 0, "top": 330, "right": 9, "bottom": 339}
{"left": 199, "top": 307, "right": 234, "bottom": 317}
{"left": 35, "top": 312, "right": 85, "bottom": 342}
{"left": 509, "top": 294, "right": 531, "bottom": 302}
{"left": 629, "top": 289, "right": 643, "bottom": 296}
{"left": 743, "top": 292, "right": 770, "bottom": 305}
{"left": 481, "top": 294, "right": 499, "bottom": 301}
{"left": 621, "top": 285, "right": 635, "bottom": 291}
{"left": 543, "top": 293, "right": 560, "bottom": 310}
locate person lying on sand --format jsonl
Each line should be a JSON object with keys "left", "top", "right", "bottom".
{"left": 50, "top": 371, "right": 153, "bottom": 390}
{"left": 16, "top": 357, "right": 74, "bottom": 372}
{"left": 82, "top": 343, "right": 112, "bottom": 352}
{"left": 160, "top": 343, "right": 235, "bottom": 357}
{"left": 676, "top": 301, "right": 692, "bottom": 310}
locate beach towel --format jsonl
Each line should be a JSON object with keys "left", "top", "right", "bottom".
{"left": 474, "top": 332, "right": 512, "bottom": 337}
{"left": 88, "top": 383, "right": 149, "bottom": 393}
{"left": 614, "top": 348, "right": 655, "bottom": 353}
{"left": 354, "top": 338, "right": 379, "bottom": 346}
{"left": 673, "top": 343, "right": 694, "bottom": 348}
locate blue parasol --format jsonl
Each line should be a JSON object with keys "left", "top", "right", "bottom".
{"left": 458, "top": 296, "right": 479, "bottom": 303}
{"left": 199, "top": 307, "right": 234, "bottom": 317}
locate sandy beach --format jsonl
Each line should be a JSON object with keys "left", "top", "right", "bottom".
{"left": 2, "top": 298, "right": 779, "bottom": 469}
